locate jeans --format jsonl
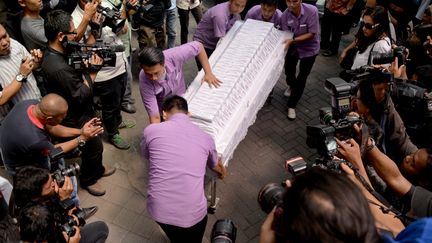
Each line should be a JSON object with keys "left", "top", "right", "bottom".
{"left": 284, "top": 48, "right": 317, "bottom": 108}
{"left": 80, "top": 221, "right": 109, "bottom": 243}
{"left": 122, "top": 56, "right": 133, "bottom": 106}
{"left": 93, "top": 73, "right": 126, "bottom": 138}
{"left": 157, "top": 215, "right": 207, "bottom": 243}
{"left": 177, "top": 6, "right": 203, "bottom": 44}
{"left": 165, "top": 8, "right": 177, "bottom": 48}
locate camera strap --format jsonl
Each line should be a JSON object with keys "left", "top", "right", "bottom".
{"left": 347, "top": 161, "right": 415, "bottom": 222}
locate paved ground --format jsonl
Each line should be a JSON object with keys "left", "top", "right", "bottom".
{"left": 1, "top": 3, "right": 357, "bottom": 242}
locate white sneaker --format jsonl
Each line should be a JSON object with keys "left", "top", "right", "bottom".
{"left": 287, "top": 108, "right": 296, "bottom": 120}
{"left": 284, "top": 87, "right": 291, "bottom": 97}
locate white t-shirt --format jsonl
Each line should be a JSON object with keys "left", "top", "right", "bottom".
{"left": 351, "top": 37, "right": 391, "bottom": 70}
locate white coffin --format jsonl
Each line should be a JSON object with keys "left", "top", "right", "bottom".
{"left": 184, "top": 19, "right": 292, "bottom": 166}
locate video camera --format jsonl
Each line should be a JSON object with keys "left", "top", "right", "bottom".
{"left": 65, "top": 40, "right": 124, "bottom": 71}
{"left": 87, "top": 0, "right": 126, "bottom": 34}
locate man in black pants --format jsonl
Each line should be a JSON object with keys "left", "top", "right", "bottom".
{"left": 41, "top": 10, "right": 115, "bottom": 196}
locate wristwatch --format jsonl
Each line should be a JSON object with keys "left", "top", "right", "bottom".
{"left": 16, "top": 73, "right": 27, "bottom": 82}
{"left": 76, "top": 136, "right": 86, "bottom": 147}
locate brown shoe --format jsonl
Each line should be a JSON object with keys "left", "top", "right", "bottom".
{"left": 102, "top": 165, "right": 116, "bottom": 177}
{"left": 85, "top": 182, "right": 106, "bottom": 196}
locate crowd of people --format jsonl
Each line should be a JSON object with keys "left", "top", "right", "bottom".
{"left": 0, "top": 0, "right": 430, "bottom": 242}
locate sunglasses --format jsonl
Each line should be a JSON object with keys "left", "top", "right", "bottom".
{"left": 63, "top": 31, "right": 78, "bottom": 36}
{"left": 361, "top": 21, "right": 380, "bottom": 30}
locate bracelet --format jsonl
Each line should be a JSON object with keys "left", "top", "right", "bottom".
{"left": 365, "top": 137, "right": 375, "bottom": 152}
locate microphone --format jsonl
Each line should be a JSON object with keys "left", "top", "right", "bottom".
{"left": 109, "top": 44, "right": 125, "bottom": 52}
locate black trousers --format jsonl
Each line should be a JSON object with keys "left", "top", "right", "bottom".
{"left": 79, "top": 135, "right": 105, "bottom": 187}
{"left": 80, "top": 221, "right": 109, "bottom": 243}
{"left": 93, "top": 72, "right": 126, "bottom": 138}
{"left": 284, "top": 48, "right": 317, "bottom": 108}
{"left": 178, "top": 6, "right": 203, "bottom": 45}
{"left": 157, "top": 215, "right": 208, "bottom": 243}
{"left": 320, "top": 8, "right": 351, "bottom": 53}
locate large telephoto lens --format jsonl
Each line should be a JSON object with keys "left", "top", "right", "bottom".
{"left": 257, "top": 183, "right": 285, "bottom": 214}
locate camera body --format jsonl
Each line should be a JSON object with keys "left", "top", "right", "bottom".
{"left": 65, "top": 40, "right": 122, "bottom": 71}
{"left": 306, "top": 115, "right": 361, "bottom": 160}
{"left": 53, "top": 198, "right": 86, "bottom": 237}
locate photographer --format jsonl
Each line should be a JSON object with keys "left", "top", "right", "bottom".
{"left": 41, "top": 10, "right": 116, "bottom": 196}
{"left": 19, "top": 203, "right": 109, "bottom": 243}
{"left": 72, "top": 0, "right": 134, "bottom": 150}
{"left": 338, "top": 135, "right": 432, "bottom": 218}
{"left": 259, "top": 166, "right": 407, "bottom": 243}
{"left": 340, "top": 6, "right": 391, "bottom": 70}
{"left": 352, "top": 78, "right": 417, "bottom": 165}
{"left": 14, "top": 166, "right": 109, "bottom": 243}
{"left": 0, "top": 23, "right": 41, "bottom": 122}
{"left": 0, "top": 94, "right": 103, "bottom": 176}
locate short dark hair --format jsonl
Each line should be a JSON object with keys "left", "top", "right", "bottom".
{"left": 162, "top": 95, "right": 188, "bottom": 113}
{"left": 261, "top": 0, "right": 278, "bottom": 7}
{"left": 19, "top": 204, "right": 53, "bottom": 242}
{"left": 138, "top": 47, "right": 165, "bottom": 66}
{"left": 13, "top": 166, "right": 50, "bottom": 207}
{"left": 44, "top": 10, "right": 71, "bottom": 41}
{"left": 274, "top": 167, "right": 381, "bottom": 243}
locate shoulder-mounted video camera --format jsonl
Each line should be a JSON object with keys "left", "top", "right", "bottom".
{"left": 64, "top": 40, "right": 125, "bottom": 71}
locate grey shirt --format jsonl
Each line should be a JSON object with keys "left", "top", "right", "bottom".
{"left": 21, "top": 16, "right": 46, "bottom": 50}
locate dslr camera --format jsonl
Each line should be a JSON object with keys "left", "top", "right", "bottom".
{"left": 48, "top": 147, "right": 80, "bottom": 187}
{"left": 211, "top": 219, "right": 237, "bottom": 243}
{"left": 371, "top": 46, "right": 407, "bottom": 66}
{"left": 54, "top": 198, "right": 86, "bottom": 237}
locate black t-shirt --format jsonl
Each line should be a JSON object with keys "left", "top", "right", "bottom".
{"left": 0, "top": 100, "right": 54, "bottom": 170}
{"left": 41, "top": 47, "right": 94, "bottom": 128}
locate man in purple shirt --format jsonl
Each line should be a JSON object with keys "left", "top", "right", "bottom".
{"left": 138, "top": 41, "right": 221, "bottom": 124}
{"left": 245, "top": 0, "right": 282, "bottom": 25}
{"left": 141, "top": 95, "right": 226, "bottom": 242}
{"left": 280, "top": 0, "right": 320, "bottom": 120}
{"left": 192, "top": 0, "right": 247, "bottom": 58}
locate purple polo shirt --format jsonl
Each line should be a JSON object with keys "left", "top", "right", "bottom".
{"left": 139, "top": 41, "right": 201, "bottom": 117}
{"left": 193, "top": 2, "right": 240, "bottom": 50}
{"left": 245, "top": 5, "right": 282, "bottom": 24}
{"left": 141, "top": 113, "right": 218, "bottom": 227}
{"left": 279, "top": 3, "right": 320, "bottom": 58}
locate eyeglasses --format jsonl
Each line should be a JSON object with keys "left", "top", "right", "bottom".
{"left": 63, "top": 31, "right": 77, "bottom": 36}
{"left": 361, "top": 21, "right": 380, "bottom": 30}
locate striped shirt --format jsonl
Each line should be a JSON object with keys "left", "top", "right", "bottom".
{"left": 0, "top": 39, "right": 41, "bottom": 121}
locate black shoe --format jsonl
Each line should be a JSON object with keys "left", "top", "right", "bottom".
{"left": 322, "top": 49, "right": 336, "bottom": 57}
{"left": 80, "top": 206, "right": 98, "bottom": 220}
{"left": 121, "top": 103, "right": 137, "bottom": 114}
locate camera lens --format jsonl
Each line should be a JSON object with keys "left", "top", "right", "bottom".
{"left": 211, "top": 219, "right": 237, "bottom": 243}
{"left": 257, "top": 183, "right": 285, "bottom": 214}
{"left": 62, "top": 163, "right": 80, "bottom": 177}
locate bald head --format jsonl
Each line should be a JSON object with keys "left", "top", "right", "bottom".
{"left": 39, "top": 94, "right": 68, "bottom": 117}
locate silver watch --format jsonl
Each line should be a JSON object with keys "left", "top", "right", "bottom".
{"left": 16, "top": 74, "right": 27, "bottom": 82}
